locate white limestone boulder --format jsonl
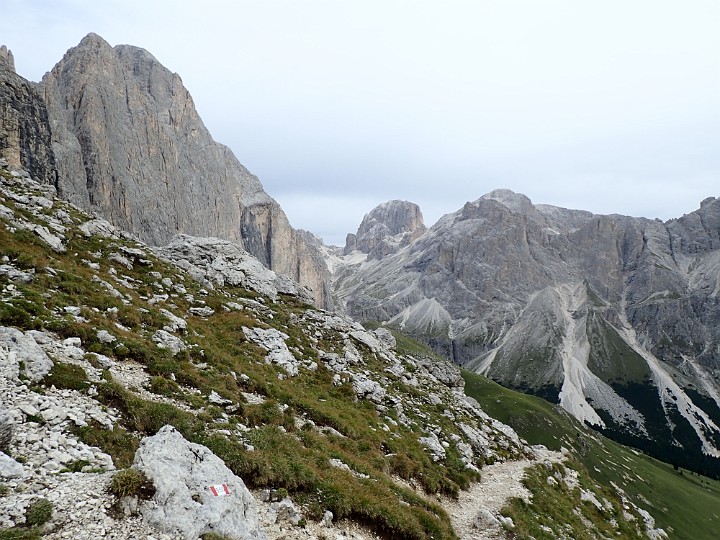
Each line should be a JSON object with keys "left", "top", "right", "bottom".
{"left": 133, "top": 425, "right": 265, "bottom": 540}
{"left": 0, "top": 326, "right": 53, "bottom": 382}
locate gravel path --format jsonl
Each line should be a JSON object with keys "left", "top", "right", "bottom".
{"left": 442, "top": 446, "right": 564, "bottom": 539}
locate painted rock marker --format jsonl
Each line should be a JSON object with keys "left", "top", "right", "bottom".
{"left": 210, "top": 483, "right": 230, "bottom": 497}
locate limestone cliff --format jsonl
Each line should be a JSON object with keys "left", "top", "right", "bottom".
{"left": 0, "top": 45, "right": 57, "bottom": 185}
{"left": 39, "top": 34, "right": 328, "bottom": 306}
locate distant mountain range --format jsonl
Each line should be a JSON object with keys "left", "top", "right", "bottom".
{"left": 331, "top": 191, "right": 720, "bottom": 476}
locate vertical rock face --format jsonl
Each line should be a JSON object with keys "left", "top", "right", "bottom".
{"left": 343, "top": 200, "right": 427, "bottom": 258}
{"left": 39, "top": 34, "right": 328, "bottom": 306}
{"left": 0, "top": 46, "right": 57, "bottom": 185}
{"left": 0, "top": 45, "right": 15, "bottom": 72}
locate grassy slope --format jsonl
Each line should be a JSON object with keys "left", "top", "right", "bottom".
{"left": 463, "top": 371, "right": 720, "bottom": 540}
{"left": 2, "top": 172, "right": 527, "bottom": 540}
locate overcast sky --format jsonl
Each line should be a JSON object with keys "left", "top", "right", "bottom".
{"left": 3, "top": 0, "right": 719, "bottom": 245}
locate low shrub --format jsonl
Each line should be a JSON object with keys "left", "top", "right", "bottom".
{"left": 0, "top": 528, "right": 42, "bottom": 539}
{"left": 149, "top": 375, "right": 181, "bottom": 397}
{"left": 60, "top": 459, "right": 91, "bottom": 473}
{"left": 42, "top": 362, "right": 90, "bottom": 391}
{"left": 109, "top": 469, "right": 155, "bottom": 499}
{"left": 73, "top": 422, "right": 139, "bottom": 469}
{"left": 24, "top": 498, "right": 53, "bottom": 527}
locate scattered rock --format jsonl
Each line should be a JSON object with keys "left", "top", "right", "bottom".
{"left": 267, "top": 497, "right": 302, "bottom": 526}
{"left": 154, "top": 236, "right": 316, "bottom": 305}
{"left": 208, "top": 391, "right": 232, "bottom": 406}
{"left": 472, "top": 507, "right": 500, "bottom": 529}
{"left": 419, "top": 432, "right": 446, "bottom": 462}
{"left": 160, "top": 308, "right": 187, "bottom": 333}
{"left": 152, "top": 330, "right": 187, "bottom": 355}
{"left": 242, "top": 327, "right": 299, "bottom": 376}
{"left": 0, "top": 452, "right": 24, "bottom": 479}
{"left": 97, "top": 330, "right": 117, "bottom": 344}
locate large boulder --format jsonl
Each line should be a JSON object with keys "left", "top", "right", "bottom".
{"left": 0, "top": 326, "right": 53, "bottom": 382}
{"left": 133, "top": 425, "right": 265, "bottom": 540}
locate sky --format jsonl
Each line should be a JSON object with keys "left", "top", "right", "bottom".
{"left": 2, "top": 0, "right": 719, "bottom": 246}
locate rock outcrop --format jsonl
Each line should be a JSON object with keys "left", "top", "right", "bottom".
{"left": 38, "top": 33, "right": 329, "bottom": 306}
{"left": 0, "top": 326, "right": 54, "bottom": 383}
{"left": 133, "top": 425, "right": 266, "bottom": 540}
{"left": 153, "top": 234, "right": 316, "bottom": 305}
{"left": 0, "top": 46, "right": 57, "bottom": 185}
{"left": 344, "top": 199, "right": 426, "bottom": 258}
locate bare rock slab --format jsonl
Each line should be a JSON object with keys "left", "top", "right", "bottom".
{"left": 133, "top": 425, "right": 266, "bottom": 540}
{"left": 0, "top": 326, "right": 53, "bottom": 382}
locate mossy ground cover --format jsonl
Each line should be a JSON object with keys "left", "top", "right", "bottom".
{"left": 463, "top": 371, "right": 720, "bottom": 540}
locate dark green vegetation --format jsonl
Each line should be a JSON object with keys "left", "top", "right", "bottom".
{"left": 0, "top": 530, "right": 42, "bottom": 540}
{"left": 464, "top": 371, "right": 720, "bottom": 540}
{"left": 109, "top": 469, "right": 155, "bottom": 499}
{"left": 23, "top": 500, "right": 53, "bottom": 528}
{"left": 585, "top": 310, "right": 720, "bottom": 479}
{"left": 0, "top": 498, "right": 54, "bottom": 540}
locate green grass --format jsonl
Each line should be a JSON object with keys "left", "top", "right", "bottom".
{"left": 109, "top": 469, "right": 155, "bottom": 499}
{"left": 0, "top": 529, "right": 42, "bottom": 540}
{"left": 42, "top": 361, "right": 90, "bottom": 391}
{"left": 463, "top": 371, "right": 571, "bottom": 450}
{"left": 504, "top": 460, "right": 646, "bottom": 539}
{"left": 586, "top": 311, "right": 651, "bottom": 385}
{"left": 463, "top": 370, "right": 720, "bottom": 540}
{"left": 24, "top": 498, "right": 53, "bottom": 527}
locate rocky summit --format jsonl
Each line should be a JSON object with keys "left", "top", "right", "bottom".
{"left": 343, "top": 200, "right": 427, "bottom": 260}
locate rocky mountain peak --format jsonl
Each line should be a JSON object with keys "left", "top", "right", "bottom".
{"left": 344, "top": 199, "right": 426, "bottom": 258}
{"left": 0, "top": 45, "right": 15, "bottom": 72}
{"left": 479, "top": 189, "right": 534, "bottom": 212}
{"left": 36, "top": 33, "right": 330, "bottom": 307}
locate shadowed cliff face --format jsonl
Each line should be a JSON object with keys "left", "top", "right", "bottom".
{"left": 38, "top": 33, "right": 329, "bottom": 306}
{"left": 0, "top": 46, "right": 57, "bottom": 185}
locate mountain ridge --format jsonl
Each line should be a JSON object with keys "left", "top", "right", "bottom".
{"left": 332, "top": 189, "right": 720, "bottom": 477}
{"left": 2, "top": 33, "right": 720, "bottom": 538}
